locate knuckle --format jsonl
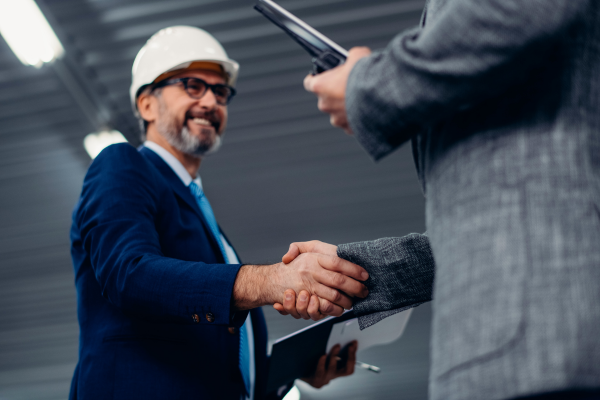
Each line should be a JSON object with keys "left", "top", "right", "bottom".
{"left": 332, "top": 272, "right": 346, "bottom": 287}
{"left": 331, "top": 256, "right": 341, "bottom": 269}
{"left": 318, "top": 100, "right": 327, "bottom": 112}
{"left": 320, "top": 300, "right": 333, "bottom": 314}
{"left": 311, "top": 80, "right": 322, "bottom": 93}
{"left": 331, "top": 290, "right": 343, "bottom": 303}
{"left": 296, "top": 260, "right": 310, "bottom": 274}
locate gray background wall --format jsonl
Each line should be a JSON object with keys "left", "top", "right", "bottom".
{"left": 0, "top": 1, "right": 429, "bottom": 399}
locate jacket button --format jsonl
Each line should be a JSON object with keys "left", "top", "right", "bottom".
{"left": 192, "top": 314, "right": 200, "bottom": 324}
{"left": 205, "top": 312, "right": 215, "bottom": 323}
{"left": 228, "top": 327, "right": 238, "bottom": 335}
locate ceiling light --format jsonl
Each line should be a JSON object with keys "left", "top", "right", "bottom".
{"left": 84, "top": 130, "right": 128, "bottom": 159}
{"left": 0, "top": 0, "right": 65, "bottom": 68}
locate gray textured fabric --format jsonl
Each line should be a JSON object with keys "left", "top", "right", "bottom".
{"left": 337, "top": 234, "right": 434, "bottom": 329}
{"left": 340, "top": 0, "right": 600, "bottom": 399}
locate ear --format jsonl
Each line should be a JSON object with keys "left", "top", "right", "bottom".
{"left": 137, "top": 92, "right": 158, "bottom": 125}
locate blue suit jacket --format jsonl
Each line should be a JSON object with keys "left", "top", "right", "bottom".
{"left": 70, "top": 143, "right": 272, "bottom": 399}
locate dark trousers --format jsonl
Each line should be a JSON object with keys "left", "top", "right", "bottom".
{"left": 516, "top": 390, "right": 600, "bottom": 400}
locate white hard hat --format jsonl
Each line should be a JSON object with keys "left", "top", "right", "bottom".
{"left": 130, "top": 26, "right": 239, "bottom": 115}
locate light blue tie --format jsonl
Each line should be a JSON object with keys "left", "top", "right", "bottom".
{"left": 189, "top": 182, "right": 229, "bottom": 263}
{"left": 188, "top": 182, "right": 251, "bottom": 397}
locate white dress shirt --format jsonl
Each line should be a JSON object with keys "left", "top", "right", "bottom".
{"left": 144, "top": 141, "right": 255, "bottom": 400}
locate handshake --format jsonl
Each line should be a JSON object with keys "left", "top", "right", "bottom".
{"left": 233, "top": 240, "right": 370, "bottom": 321}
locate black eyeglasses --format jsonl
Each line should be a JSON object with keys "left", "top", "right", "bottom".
{"left": 152, "top": 77, "right": 236, "bottom": 105}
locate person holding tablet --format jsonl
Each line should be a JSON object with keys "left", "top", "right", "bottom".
{"left": 277, "top": 1, "right": 600, "bottom": 399}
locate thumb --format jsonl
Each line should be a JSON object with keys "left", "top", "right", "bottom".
{"left": 282, "top": 241, "right": 319, "bottom": 264}
{"left": 282, "top": 241, "right": 337, "bottom": 264}
{"left": 347, "top": 46, "right": 372, "bottom": 61}
{"left": 282, "top": 243, "right": 301, "bottom": 264}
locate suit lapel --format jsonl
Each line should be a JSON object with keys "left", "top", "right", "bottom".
{"left": 139, "top": 146, "right": 225, "bottom": 261}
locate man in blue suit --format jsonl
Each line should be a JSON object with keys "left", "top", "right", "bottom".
{"left": 69, "top": 26, "right": 366, "bottom": 399}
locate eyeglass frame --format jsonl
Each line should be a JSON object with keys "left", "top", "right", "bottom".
{"left": 151, "top": 77, "right": 237, "bottom": 105}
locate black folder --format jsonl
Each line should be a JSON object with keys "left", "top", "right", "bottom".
{"left": 266, "top": 310, "right": 356, "bottom": 394}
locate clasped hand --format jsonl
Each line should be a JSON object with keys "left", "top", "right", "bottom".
{"left": 274, "top": 241, "right": 365, "bottom": 321}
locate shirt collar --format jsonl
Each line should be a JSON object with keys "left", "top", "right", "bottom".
{"left": 143, "top": 141, "right": 202, "bottom": 188}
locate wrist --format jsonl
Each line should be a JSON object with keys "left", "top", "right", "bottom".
{"left": 232, "top": 263, "right": 284, "bottom": 310}
{"left": 264, "top": 262, "right": 284, "bottom": 305}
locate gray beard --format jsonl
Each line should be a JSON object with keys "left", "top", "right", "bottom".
{"left": 156, "top": 101, "right": 222, "bottom": 157}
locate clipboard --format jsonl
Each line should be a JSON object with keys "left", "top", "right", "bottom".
{"left": 254, "top": 0, "right": 348, "bottom": 74}
{"left": 266, "top": 309, "right": 412, "bottom": 394}
{"left": 266, "top": 310, "right": 356, "bottom": 394}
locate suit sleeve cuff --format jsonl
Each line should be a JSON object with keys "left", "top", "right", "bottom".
{"left": 337, "top": 234, "right": 435, "bottom": 322}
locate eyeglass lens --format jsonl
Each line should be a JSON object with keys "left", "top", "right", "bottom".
{"left": 185, "top": 78, "right": 232, "bottom": 105}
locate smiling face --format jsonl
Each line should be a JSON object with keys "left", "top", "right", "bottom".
{"left": 139, "top": 68, "right": 229, "bottom": 157}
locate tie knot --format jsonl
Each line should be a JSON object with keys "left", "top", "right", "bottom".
{"left": 189, "top": 182, "right": 204, "bottom": 198}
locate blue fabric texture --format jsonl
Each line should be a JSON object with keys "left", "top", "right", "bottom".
{"left": 188, "top": 181, "right": 250, "bottom": 396}
{"left": 69, "top": 144, "right": 272, "bottom": 400}
{"left": 189, "top": 182, "right": 230, "bottom": 263}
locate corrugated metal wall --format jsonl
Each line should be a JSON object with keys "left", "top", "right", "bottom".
{"left": 0, "top": 1, "right": 430, "bottom": 399}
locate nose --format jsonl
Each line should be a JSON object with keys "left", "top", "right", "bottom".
{"left": 198, "top": 87, "right": 218, "bottom": 109}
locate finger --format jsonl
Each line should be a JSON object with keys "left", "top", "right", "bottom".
{"left": 283, "top": 289, "right": 301, "bottom": 319}
{"left": 272, "top": 303, "right": 289, "bottom": 315}
{"left": 312, "top": 283, "right": 353, "bottom": 310}
{"left": 304, "top": 74, "right": 317, "bottom": 92}
{"left": 318, "top": 254, "right": 369, "bottom": 282}
{"left": 305, "top": 353, "right": 327, "bottom": 389}
{"left": 347, "top": 47, "right": 372, "bottom": 62}
{"left": 307, "top": 295, "right": 324, "bottom": 321}
{"left": 316, "top": 354, "right": 329, "bottom": 388}
{"left": 326, "top": 345, "right": 341, "bottom": 383}
{"left": 314, "top": 268, "right": 368, "bottom": 300}
{"left": 330, "top": 113, "right": 350, "bottom": 130}
{"left": 315, "top": 260, "right": 369, "bottom": 299}
{"left": 318, "top": 96, "right": 345, "bottom": 114}
{"left": 282, "top": 243, "right": 300, "bottom": 264}
{"left": 318, "top": 297, "right": 344, "bottom": 317}
{"left": 342, "top": 341, "right": 358, "bottom": 376}
{"left": 297, "top": 290, "right": 311, "bottom": 320}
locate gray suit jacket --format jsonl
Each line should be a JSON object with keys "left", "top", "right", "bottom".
{"left": 338, "top": 1, "right": 600, "bottom": 399}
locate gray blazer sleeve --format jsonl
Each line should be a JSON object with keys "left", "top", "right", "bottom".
{"left": 337, "top": 234, "right": 435, "bottom": 329}
{"left": 346, "top": 0, "right": 589, "bottom": 160}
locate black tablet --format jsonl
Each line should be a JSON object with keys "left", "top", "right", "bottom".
{"left": 254, "top": 0, "right": 348, "bottom": 74}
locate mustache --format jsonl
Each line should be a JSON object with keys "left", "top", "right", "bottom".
{"left": 185, "top": 110, "right": 221, "bottom": 131}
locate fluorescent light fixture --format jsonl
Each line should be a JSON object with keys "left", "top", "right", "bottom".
{"left": 282, "top": 386, "right": 301, "bottom": 400}
{"left": 84, "top": 130, "right": 128, "bottom": 159}
{"left": 0, "top": 0, "right": 65, "bottom": 67}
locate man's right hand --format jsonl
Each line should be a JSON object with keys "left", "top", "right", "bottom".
{"left": 273, "top": 252, "right": 369, "bottom": 315}
{"left": 232, "top": 249, "right": 368, "bottom": 315}
{"left": 274, "top": 241, "right": 368, "bottom": 320}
